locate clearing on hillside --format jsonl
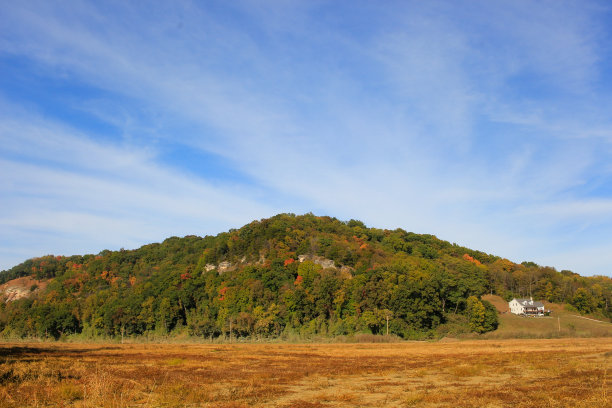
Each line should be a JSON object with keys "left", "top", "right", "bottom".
{"left": 483, "top": 294, "right": 612, "bottom": 338}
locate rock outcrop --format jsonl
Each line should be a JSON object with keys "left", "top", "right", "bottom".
{"left": 217, "top": 261, "right": 234, "bottom": 274}
{"left": 297, "top": 255, "right": 335, "bottom": 269}
{"left": 0, "top": 276, "right": 46, "bottom": 302}
{"left": 207, "top": 254, "right": 352, "bottom": 277}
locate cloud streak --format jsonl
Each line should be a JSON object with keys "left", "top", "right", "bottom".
{"left": 1, "top": 1, "right": 612, "bottom": 276}
{"left": 0, "top": 107, "right": 274, "bottom": 269}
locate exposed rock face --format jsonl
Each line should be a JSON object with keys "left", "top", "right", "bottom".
{"left": 0, "top": 276, "right": 46, "bottom": 302}
{"left": 1, "top": 286, "right": 30, "bottom": 302}
{"left": 203, "top": 261, "right": 236, "bottom": 274}
{"left": 217, "top": 261, "right": 234, "bottom": 274}
{"left": 210, "top": 254, "right": 346, "bottom": 276}
{"left": 297, "top": 255, "right": 335, "bottom": 269}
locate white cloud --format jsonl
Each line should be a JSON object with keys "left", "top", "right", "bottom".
{"left": 0, "top": 110, "right": 274, "bottom": 270}
{"left": 1, "top": 1, "right": 612, "bottom": 276}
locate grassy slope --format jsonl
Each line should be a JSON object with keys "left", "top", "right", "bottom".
{"left": 483, "top": 295, "right": 612, "bottom": 338}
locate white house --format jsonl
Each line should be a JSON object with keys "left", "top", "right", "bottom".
{"left": 509, "top": 298, "right": 546, "bottom": 316}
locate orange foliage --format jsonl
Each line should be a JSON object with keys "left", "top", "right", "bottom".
{"left": 353, "top": 235, "right": 366, "bottom": 245}
{"left": 294, "top": 275, "right": 303, "bottom": 286}
{"left": 359, "top": 243, "right": 368, "bottom": 250}
{"left": 129, "top": 276, "right": 137, "bottom": 286}
{"left": 284, "top": 258, "right": 295, "bottom": 266}
{"left": 463, "top": 254, "right": 482, "bottom": 265}
{"left": 219, "top": 286, "right": 228, "bottom": 301}
{"left": 64, "top": 273, "right": 89, "bottom": 290}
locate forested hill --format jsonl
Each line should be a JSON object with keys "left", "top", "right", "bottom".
{"left": 1, "top": 213, "right": 610, "bottom": 340}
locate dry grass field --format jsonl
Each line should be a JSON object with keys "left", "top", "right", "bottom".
{"left": 0, "top": 338, "right": 610, "bottom": 407}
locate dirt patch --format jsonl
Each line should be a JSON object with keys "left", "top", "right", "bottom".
{"left": 482, "top": 294, "right": 509, "bottom": 313}
{"left": 0, "top": 276, "right": 47, "bottom": 302}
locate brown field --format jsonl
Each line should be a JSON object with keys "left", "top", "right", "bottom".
{"left": 0, "top": 338, "right": 610, "bottom": 407}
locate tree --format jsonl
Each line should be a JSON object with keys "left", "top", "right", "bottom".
{"left": 571, "top": 288, "right": 596, "bottom": 314}
{"left": 138, "top": 297, "right": 156, "bottom": 332}
{"left": 544, "top": 282, "right": 554, "bottom": 302}
{"left": 360, "top": 310, "right": 382, "bottom": 334}
{"left": 466, "top": 296, "right": 486, "bottom": 333}
{"left": 186, "top": 307, "right": 217, "bottom": 337}
{"left": 481, "top": 300, "right": 498, "bottom": 332}
{"left": 157, "top": 297, "right": 173, "bottom": 333}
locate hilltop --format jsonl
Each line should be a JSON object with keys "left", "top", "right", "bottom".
{"left": 0, "top": 213, "right": 610, "bottom": 340}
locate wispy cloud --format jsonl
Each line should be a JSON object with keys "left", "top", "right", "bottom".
{"left": 0, "top": 106, "right": 274, "bottom": 269}
{"left": 1, "top": 1, "right": 612, "bottom": 275}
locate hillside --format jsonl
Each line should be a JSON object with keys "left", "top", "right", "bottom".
{"left": 0, "top": 213, "right": 610, "bottom": 340}
{"left": 482, "top": 295, "right": 612, "bottom": 338}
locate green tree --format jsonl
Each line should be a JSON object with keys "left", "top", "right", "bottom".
{"left": 157, "top": 297, "right": 173, "bottom": 333}
{"left": 138, "top": 297, "right": 156, "bottom": 332}
{"left": 481, "top": 300, "right": 498, "bottom": 332}
{"left": 571, "top": 288, "right": 596, "bottom": 314}
{"left": 466, "top": 296, "right": 486, "bottom": 333}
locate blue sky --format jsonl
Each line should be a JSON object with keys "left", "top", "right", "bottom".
{"left": 1, "top": 1, "right": 612, "bottom": 276}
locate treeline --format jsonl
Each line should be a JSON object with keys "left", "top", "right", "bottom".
{"left": 0, "top": 214, "right": 609, "bottom": 340}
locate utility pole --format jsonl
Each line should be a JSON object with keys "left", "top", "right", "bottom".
{"left": 386, "top": 315, "right": 389, "bottom": 336}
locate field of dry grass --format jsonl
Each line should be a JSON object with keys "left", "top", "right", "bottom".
{"left": 0, "top": 338, "right": 610, "bottom": 407}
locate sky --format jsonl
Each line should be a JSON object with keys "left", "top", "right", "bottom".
{"left": 1, "top": 1, "right": 612, "bottom": 277}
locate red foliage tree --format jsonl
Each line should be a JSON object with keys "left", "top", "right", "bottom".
{"left": 219, "top": 286, "right": 228, "bottom": 301}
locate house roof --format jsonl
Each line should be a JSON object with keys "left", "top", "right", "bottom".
{"left": 513, "top": 298, "right": 545, "bottom": 308}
